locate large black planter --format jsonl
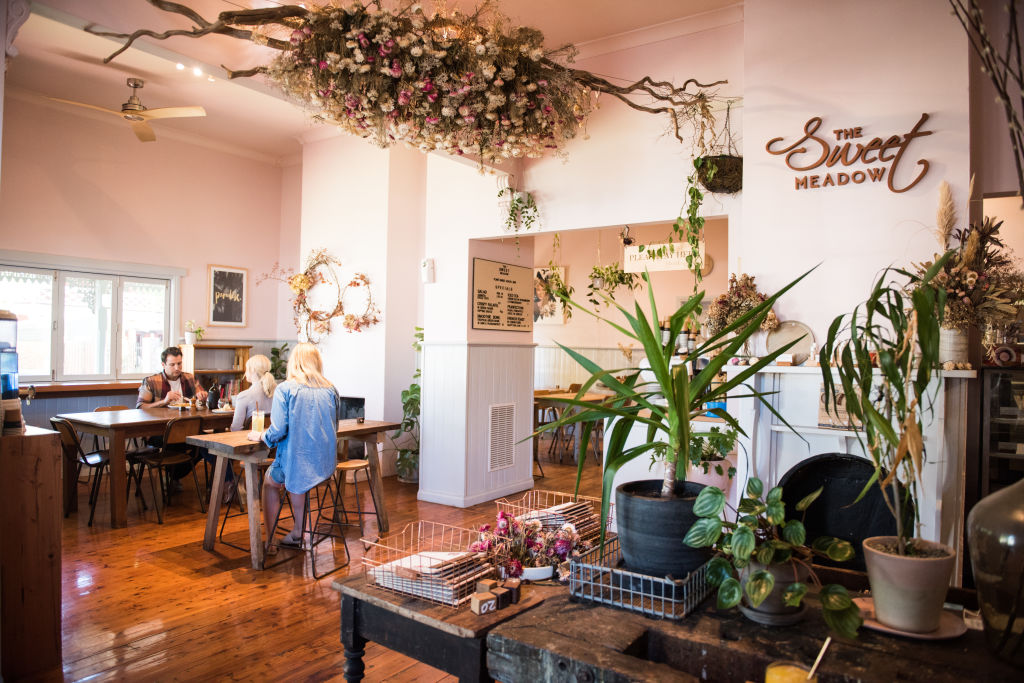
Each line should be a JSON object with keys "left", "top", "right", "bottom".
{"left": 615, "top": 479, "right": 709, "bottom": 578}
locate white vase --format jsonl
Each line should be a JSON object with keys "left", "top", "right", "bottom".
{"left": 938, "top": 328, "right": 968, "bottom": 363}
{"left": 184, "top": 331, "right": 197, "bottom": 345}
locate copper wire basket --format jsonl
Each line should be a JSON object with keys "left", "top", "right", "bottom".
{"left": 360, "top": 521, "right": 493, "bottom": 608}
{"left": 494, "top": 489, "right": 612, "bottom": 544}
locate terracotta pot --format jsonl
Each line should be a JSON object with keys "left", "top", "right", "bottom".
{"left": 739, "top": 560, "right": 809, "bottom": 626}
{"left": 687, "top": 455, "right": 739, "bottom": 511}
{"left": 615, "top": 480, "right": 709, "bottom": 578}
{"left": 863, "top": 536, "right": 955, "bottom": 633}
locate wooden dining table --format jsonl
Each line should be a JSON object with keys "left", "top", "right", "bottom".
{"left": 55, "top": 406, "right": 235, "bottom": 528}
{"left": 187, "top": 418, "right": 399, "bottom": 570}
{"left": 533, "top": 391, "right": 611, "bottom": 461}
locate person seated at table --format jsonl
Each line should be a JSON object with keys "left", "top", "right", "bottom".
{"left": 212, "top": 355, "right": 277, "bottom": 503}
{"left": 136, "top": 346, "right": 208, "bottom": 408}
{"left": 255, "top": 343, "right": 341, "bottom": 549}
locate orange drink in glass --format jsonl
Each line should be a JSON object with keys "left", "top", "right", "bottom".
{"left": 252, "top": 410, "right": 265, "bottom": 433}
{"left": 765, "top": 661, "right": 816, "bottom": 683}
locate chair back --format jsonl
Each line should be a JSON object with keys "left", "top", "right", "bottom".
{"left": 568, "top": 383, "right": 583, "bottom": 394}
{"left": 94, "top": 405, "right": 129, "bottom": 412}
{"left": 49, "top": 417, "right": 84, "bottom": 458}
{"left": 778, "top": 453, "right": 902, "bottom": 571}
{"left": 162, "top": 415, "right": 203, "bottom": 446}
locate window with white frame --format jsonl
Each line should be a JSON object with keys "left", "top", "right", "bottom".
{"left": 1, "top": 265, "right": 172, "bottom": 381}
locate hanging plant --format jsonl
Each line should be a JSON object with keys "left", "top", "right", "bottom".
{"left": 587, "top": 263, "right": 639, "bottom": 308}
{"left": 696, "top": 102, "right": 742, "bottom": 194}
{"left": 536, "top": 232, "right": 574, "bottom": 320}
{"left": 92, "top": 1, "right": 724, "bottom": 165}
{"left": 497, "top": 187, "right": 540, "bottom": 233}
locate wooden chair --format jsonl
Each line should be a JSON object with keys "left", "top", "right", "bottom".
{"left": 93, "top": 405, "right": 148, "bottom": 510}
{"left": 139, "top": 416, "right": 205, "bottom": 524}
{"left": 50, "top": 417, "right": 110, "bottom": 527}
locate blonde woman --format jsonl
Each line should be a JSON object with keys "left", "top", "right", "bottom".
{"left": 230, "top": 354, "right": 276, "bottom": 432}
{"left": 254, "top": 343, "right": 341, "bottom": 549}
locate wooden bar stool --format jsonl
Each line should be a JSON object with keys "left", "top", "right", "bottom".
{"left": 330, "top": 441, "right": 380, "bottom": 535}
{"left": 265, "top": 475, "right": 351, "bottom": 579}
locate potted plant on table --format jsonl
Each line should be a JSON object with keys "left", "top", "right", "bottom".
{"left": 820, "top": 255, "right": 956, "bottom": 634}
{"left": 685, "top": 478, "right": 861, "bottom": 637}
{"left": 539, "top": 268, "right": 812, "bottom": 579}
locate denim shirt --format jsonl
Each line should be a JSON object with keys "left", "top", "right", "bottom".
{"left": 261, "top": 381, "right": 341, "bottom": 494}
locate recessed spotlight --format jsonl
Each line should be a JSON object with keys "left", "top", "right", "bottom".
{"left": 176, "top": 63, "right": 185, "bottom": 70}
{"left": 207, "top": 76, "right": 215, "bottom": 83}
{"left": 192, "top": 66, "right": 203, "bottom": 77}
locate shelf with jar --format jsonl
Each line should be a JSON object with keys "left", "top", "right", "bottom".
{"left": 181, "top": 343, "right": 251, "bottom": 397}
{"left": 981, "top": 367, "right": 1024, "bottom": 497}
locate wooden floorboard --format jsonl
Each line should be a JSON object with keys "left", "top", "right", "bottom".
{"left": 55, "top": 437, "right": 602, "bottom": 681}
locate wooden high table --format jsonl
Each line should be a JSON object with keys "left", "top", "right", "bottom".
{"left": 55, "top": 406, "right": 234, "bottom": 528}
{"left": 188, "top": 418, "right": 399, "bottom": 570}
{"left": 533, "top": 391, "right": 610, "bottom": 461}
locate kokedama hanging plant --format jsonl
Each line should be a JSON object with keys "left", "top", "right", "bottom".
{"left": 92, "top": 0, "right": 724, "bottom": 164}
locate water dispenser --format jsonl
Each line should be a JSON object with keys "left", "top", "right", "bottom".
{"left": 0, "top": 310, "right": 17, "bottom": 400}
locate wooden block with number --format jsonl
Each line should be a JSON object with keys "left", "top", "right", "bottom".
{"left": 503, "top": 578, "right": 521, "bottom": 603}
{"left": 491, "top": 586, "right": 512, "bottom": 609}
{"left": 476, "top": 578, "right": 498, "bottom": 594}
{"left": 470, "top": 592, "right": 498, "bottom": 615}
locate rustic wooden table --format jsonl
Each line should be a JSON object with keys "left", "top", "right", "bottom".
{"left": 331, "top": 573, "right": 559, "bottom": 682}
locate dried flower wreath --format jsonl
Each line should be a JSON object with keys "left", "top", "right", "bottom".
{"left": 259, "top": 249, "right": 380, "bottom": 341}
{"left": 90, "top": 0, "right": 723, "bottom": 164}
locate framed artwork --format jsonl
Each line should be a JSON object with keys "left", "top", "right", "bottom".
{"left": 534, "top": 266, "right": 567, "bottom": 326}
{"left": 208, "top": 265, "right": 247, "bottom": 327}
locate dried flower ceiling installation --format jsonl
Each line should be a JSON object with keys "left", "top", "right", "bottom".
{"left": 91, "top": 0, "right": 724, "bottom": 163}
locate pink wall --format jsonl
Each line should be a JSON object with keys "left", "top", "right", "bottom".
{"left": 0, "top": 96, "right": 287, "bottom": 341}
{"left": 530, "top": 218, "right": 728, "bottom": 349}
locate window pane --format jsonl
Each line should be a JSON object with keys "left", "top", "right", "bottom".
{"left": 121, "top": 280, "right": 167, "bottom": 375}
{"left": 63, "top": 276, "right": 112, "bottom": 376}
{"left": 0, "top": 268, "right": 53, "bottom": 377}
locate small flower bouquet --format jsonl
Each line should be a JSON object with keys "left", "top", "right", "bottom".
{"left": 471, "top": 511, "right": 591, "bottom": 581}
{"left": 706, "top": 273, "right": 780, "bottom": 338}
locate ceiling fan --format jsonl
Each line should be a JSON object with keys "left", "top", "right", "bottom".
{"left": 49, "top": 77, "right": 206, "bottom": 142}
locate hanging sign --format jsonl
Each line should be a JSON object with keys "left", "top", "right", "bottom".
{"left": 765, "top": 113, "right": 933, "bottom": 193}
{"left": 472, "top": 258, "right": 533, "bottom": 331}
{"left": 623, "top": 242, "right": 704, "bottom": 273}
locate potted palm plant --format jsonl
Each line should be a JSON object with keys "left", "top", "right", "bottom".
{"left": 539, "top": 269, "right": 811, "bottom": 579}
{"left": 820, "top": 256, "right": 955, "bottom": 634}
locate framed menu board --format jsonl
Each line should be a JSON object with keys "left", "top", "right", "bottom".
{"left": 472, "top": 258, "right": 533, "bottom": 332}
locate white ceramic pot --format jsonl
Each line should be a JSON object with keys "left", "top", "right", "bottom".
{"left": 184, "top": 331, "right": 197, "bottom": 346}
{"left": 862, "top": 536, "right": 956, "bottom": 633}
{"left": 520, "top": 565, "right": 554, "bottom": 581}
{"left": 938, "top": 327, "right": 968, "bottom": 363}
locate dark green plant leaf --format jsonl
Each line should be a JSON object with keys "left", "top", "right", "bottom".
{"left": 683, "top": 517, "right": 722, "bottom": 548}
{"left": 811, "top": 537, "right": 833, "bottom": 553}
{"left": 756, "top": 545, "right": 775, "bottom": 565}
{"left": 718, "top": 577, "right": 742, "bottom": 609}
{"left": 820, "top": 584, "right": 853, "bottom": 611}
{"left": 782, "top": 582, "right": 807, "bottom": 607}
{"left": 822, "top": 602, "right": 863, "bottom": 639}
{"left": 744, "top": 570, "right": 775, "bottom": 608}
{"left": 825, "top": 539, "right": 855, "bottom": 562}
{"left": 795, "top": 486, "right": 824, "bottom": 512}
{"left": 766, "top": 486, "right": 783, "bottom": 504}
{"left": 737, "top": 498, "right": 760, "bottom": 514}
{"left": 738, "top": 514, "right": 758, "bottom": 527}
{"left": 693, "top": 486, "right": 727, "bottom": 518}
{"left": 782, "top": 520, "right": 806, "bottom": 546}
{"left": 731, "top": 525, "right": 755, "bottom": 561}
{"left": 706, "top": 556, "right": 733, "bottom": 587}
{"left": 766, "top": 501, "right": 785, "bottom": 526}
{"left": 746, "top": 477, "right": 764, "bottom": 498}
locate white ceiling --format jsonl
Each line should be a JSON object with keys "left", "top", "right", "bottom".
{"left": 7, "top": 1, "right": 739, "bottom": 163}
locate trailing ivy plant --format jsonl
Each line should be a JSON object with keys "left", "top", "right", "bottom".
{"left": 541, "top": 232, "right": 575, "bottom": 319}
{"left": 586, "top": 262, "right": 639, "bottom": 308}
{"left": 685, "top": 478, "right": 862, "bottom": 639}
{"left": 393, "top": 327, "right": 423, "bottom": 481}
{"left": 497, "top": 187, "right": 540, "bottom": 234}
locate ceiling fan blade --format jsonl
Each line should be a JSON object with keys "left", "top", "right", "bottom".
{"left": 130, "top": 121, "right": 156, "bottom": 142}
{"left": 46, "top": 97, "right": 122, "bottom": 118}
{"left": 138, "top": 106, "right": 207, "bottom": 120}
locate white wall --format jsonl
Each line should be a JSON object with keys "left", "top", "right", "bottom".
{"left": 275, "top": 162, "right": 302, "bottom": 339}
{"left": 740, "top": 0, "right": 970, "bottom": 340}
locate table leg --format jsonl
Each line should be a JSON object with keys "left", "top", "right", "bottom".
{"left": 341, "top": 594, "right": 367, "bottom": 683}
{"left": 108, "top": 429, "right": 128, "bottom": 528}
{"left": 203, "top": 455, "right": 227, "bottom": 551}
{"left": 243, "top": 461, "right": 264, "bottom": 570}
{"left": 354, "top": 433, "right": 389, "bottom": 533}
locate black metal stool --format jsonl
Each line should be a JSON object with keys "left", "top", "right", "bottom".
{"left": 265, "top": 475, "right": 351, "bottom": 579}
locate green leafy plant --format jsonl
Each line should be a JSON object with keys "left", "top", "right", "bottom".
{"left": 498, "top": 187, "right": 540, "bottom": 234}
{"left": 538, "top": 268, "right": 813, "bottom": 545}
{"left": 821, "top": 257, "right": 951, "bottom": 555}
{"left": 688, "top": 426, "right": 737, "bottom": 477}
{"left": 684, "top": 480, "right": 862, "bottom": 639}
{"left": 586, "top": 263, "right": 639, "bottom": 308}
{"left": 269, "top": 342, "right": 289, "bottom": 381}
{"left": 394, "top": 327, "right": 423, "bottom": 480}
{"left": 540, "top": 233, "right": 575, "bottom": 320}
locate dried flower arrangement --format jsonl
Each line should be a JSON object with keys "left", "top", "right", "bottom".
{"left": 705, "top": 273, "right": 781, "bottom": 338}
{"left": 912, "top": 181, "right": 1024, "bottom": 331}
{"left": 259, "top": 248, "right": 380, "bottom": 341}
{"left": 470, "top": 510, "right": 591, "bottom": 581}
{"left": 92, "top": 1, "right": 723, "bottom": 165}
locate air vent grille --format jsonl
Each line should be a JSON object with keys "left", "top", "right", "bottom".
{"left": 488, "top": 402, "right": 515, "bottom": 471}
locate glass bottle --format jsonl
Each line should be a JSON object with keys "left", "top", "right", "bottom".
{"left": 207, "top": 381, "right": 220, "bottom": 410}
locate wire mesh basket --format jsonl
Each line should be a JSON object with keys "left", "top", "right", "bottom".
{"left": 360, "top": 521, "right": 494, "bottom": 608}
{"left": 568, "top": 536, "right": 712, "bottom": 620}
{"left": 494, "top": 489, "right": 612, "bottom": 544}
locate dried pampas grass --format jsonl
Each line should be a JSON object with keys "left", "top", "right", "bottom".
{"left": 935, "top": 181, "right": 956, "bottom": 249}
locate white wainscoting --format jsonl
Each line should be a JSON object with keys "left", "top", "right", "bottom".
{"left": 418, "top": 343, "right": 469, "bottom": 505}
{"left": 534, "top": 345, "right": 643, "bottom": 390}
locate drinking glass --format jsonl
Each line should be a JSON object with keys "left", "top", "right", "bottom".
{"left": 252, "top": 409, "right": 265, "bottom": 432}
{"left": 765, "top": 661, "right": 817, "bottom": 683}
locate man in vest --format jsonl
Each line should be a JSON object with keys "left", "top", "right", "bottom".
{"left": 137, "top": 346, "right": 207, "bottom": 408}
